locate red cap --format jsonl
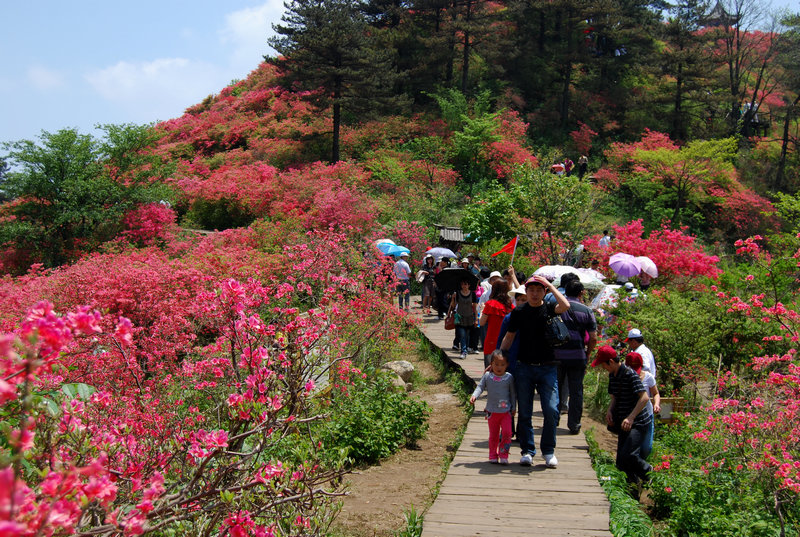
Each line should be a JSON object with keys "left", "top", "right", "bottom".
{"left": 625, "top": 352, "right": 643, "bottom": 374}
{"left": 524, "top": 276, "right": 547, "bottom": 288}
{"left": 591, "top": 345, "right": 617, "bottom": 367}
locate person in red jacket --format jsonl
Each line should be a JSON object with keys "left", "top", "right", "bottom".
{"left": 479, "top": 280, "right": 514, "bottom": 368}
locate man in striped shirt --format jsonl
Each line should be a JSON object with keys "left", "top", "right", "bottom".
{"left": 591, "top": 345, "right": 652, "bottom": 486}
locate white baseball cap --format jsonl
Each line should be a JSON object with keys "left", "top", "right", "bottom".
{"left": 626, "top": 328, "right": 643, "bottom": 340}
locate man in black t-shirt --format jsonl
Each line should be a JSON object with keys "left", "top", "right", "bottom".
{"left": 499, "top": 275, "right": 570, "bottom": 468}
{"left": 591, "top": 345, "right": 652, "bottom": 485}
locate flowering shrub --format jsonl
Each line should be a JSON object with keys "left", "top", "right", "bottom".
{"left": 0, "top": 220, "right": 421, "bottom": 535}
{"left": 595, "top": 131, "right": 776, "bottom": 241}
{"left": 583, "top": 220, "right": 721, "bottom": 288}
{"left": 638, "top": 234, "right": 800, "bottom": 535}
{"left": 121, "top": 203, "right": 177, "bottom": 247}
{"left": 569, "top": 121, "right": 598, "bottom": 155}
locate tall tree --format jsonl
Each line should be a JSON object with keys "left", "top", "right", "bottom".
{"left": 269, "top": 0, "right": 402, "bottom": 163}
{"left": 712, "top": 0, "right": 780, "bottom": 136}
{"left": 774, "top": 12, "right": 800, "bottom": 190}
{"left": 1, "top": 129, "right": 129, "bottom": 268}
{"left": 661, "top": 0, "right": 717, "bottom": 141}
{"left": 504, "top": 0, "right": 661, "bottom": 137}
{"left": 0, "top": 158, "right": 9, "bottom": 202}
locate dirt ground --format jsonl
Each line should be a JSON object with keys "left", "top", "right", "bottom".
{"left": 330, "top": 353, "right": 467, "bottom": 537}
{"left": 330, "top": 352, "right": 621, "bottom": 536}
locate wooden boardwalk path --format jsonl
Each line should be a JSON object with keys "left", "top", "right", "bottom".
{"left": 414, "top": 303, "right": 612, "bottom": 537}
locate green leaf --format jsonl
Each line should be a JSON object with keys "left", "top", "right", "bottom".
{"left": 76, "top": 383, "right": 95, "bottom": 400}
{"left": 40, "top": 397, "right": 60, "bottom": 417}
{"left": 61, "top": 384, "right": 77, "bottom": 399}
{"left": 61, "top": 383, "right": 95, "bottom": 400}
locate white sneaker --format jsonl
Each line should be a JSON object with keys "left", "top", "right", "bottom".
{"left": 520, "top": 453, "right": 533, "bottom": 466}
{"left": 499, "top": 458, "right": 509, "bottom": 465}
{"left": 544, "top": 454, "right": 558, "bottom": 468}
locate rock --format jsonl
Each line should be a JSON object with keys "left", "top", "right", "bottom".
{"left": 382, "top": 360, "right": 414, "bottom": 382}
{"left": 389, "top": 374, "right": 408, "bottom": 392}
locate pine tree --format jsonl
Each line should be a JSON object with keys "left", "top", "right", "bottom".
{"left": 661, "top": 0, "right": 718, "bottom": 141}
{"left": 268, "top": 0, "right": 403, "bottom": 162}
{"left": 774, "top": 12, "right": 800, "bottom": 190}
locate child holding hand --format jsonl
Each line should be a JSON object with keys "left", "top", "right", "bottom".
{"left": 470, "top": 350, "right": 516, "bottom": 464}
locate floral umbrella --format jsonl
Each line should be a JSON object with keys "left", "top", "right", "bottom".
{"left": 576, "top": 267, "right": 607, "bottom": 281}
{"left": 533, "top": 265, "right": 581, "bottom": 281}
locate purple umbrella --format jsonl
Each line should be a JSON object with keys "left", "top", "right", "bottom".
{"left": 608, "top": 253, "right": 641, "bottom": 278}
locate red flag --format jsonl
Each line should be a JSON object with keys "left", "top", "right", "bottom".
{"left": 491, "top": 236, "right": 518, "bottom": 257}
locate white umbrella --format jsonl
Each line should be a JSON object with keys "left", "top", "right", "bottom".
{"left": 590, "top": 284, "right": 621, "bottom": 310}
{"left": 554, "top": 271, "right": 605, "bottom": 291}
{"left": 374, "top": 238, "right": 395, "bottom": 246}
{"left": 534, "top": 265, "right": 582, "bottom": 281}
{"left": 576, "top": 267, "right": 606, "bottom": 281}
{"left": 635, "top": 256, "right": 658, "bottom": 278}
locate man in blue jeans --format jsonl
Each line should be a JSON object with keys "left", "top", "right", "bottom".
{"left": 499, "top": 275, "right": 570, "bottom": 468}
{"left": 555, "top": 280, "right": 597, "bottom": 435}
{"left": 592, "top": 345, "right": 652, "bottom": 487}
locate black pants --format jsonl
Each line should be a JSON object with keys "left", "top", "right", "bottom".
{"left": 557, "top": 360, "right": 586, "bottom": 432}
{"left": 436, "top": 290, "right": 449, "bottom": 318}
{"left": 616, "top": 423, "right": 653, "bottom": 484}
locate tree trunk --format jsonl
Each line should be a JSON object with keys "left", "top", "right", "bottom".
{"left": 559, "top": 62, "right": 572, "bottom": 129}
{"left": 461, "top": 30, "right": 471, "bottom": 94}
{"left": 672, "top": 62, "right": 685, "bottom": 141}
{"left": 775, "top": 93, "right": 800, "bottom": 190}
{"left": 460, "top": 0, "right": 473, "bottom": 94}
{"left": 332, "top": 78, "right": 342, "bottom": 163}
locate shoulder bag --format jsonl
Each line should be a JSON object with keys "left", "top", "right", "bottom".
{"left": 444, "top": 310, "right": 456, "bottom": 330}
{"left": 545, "top": 314, "right": 571, "bottom": 347}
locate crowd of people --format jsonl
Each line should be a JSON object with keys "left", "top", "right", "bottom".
{"left": 392, "top": 249, "right": 659, "bottom": 492}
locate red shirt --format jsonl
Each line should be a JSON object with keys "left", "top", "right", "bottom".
{"left": 482, "top": 299, "right": 513, "bottom": 356}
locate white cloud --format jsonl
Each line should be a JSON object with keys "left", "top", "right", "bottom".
{"left": 85, "top": 58, "right": 224, "bottom": 122}
{"left": 73, "top": 2, "right": 288, "bottom": 127}
{"left": 220, "top": 0, "right": 285, "bottom": 70}
{"left": 27, "top": 65, "right": 65, "bottom": 92}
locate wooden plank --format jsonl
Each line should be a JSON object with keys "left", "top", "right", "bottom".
{"left": 423, "top": 512, "right": 609, "bottom": 530}
{"left": 415, "top": 304, "right": 613, "bottom": 537}
{"left": 422, "top": 521, "right": 612, "bottom": 537}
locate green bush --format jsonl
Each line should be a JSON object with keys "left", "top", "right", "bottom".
{"left": 584, "top": 367, "right": 611, "bottom": 422}
{"left": 184, "top": 197, "right": 256, "bottom": 231}
{"left": 647, "top": 421, "right": 798, "bottom": 537}
{"left": 317, "top": 370, "right": 430, "bottom": 465}
{"left": 608, "top": 286, "right": 766, "bottom": 395}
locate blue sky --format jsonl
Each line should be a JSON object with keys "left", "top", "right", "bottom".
{"left": 2, "top": 1, "right": 797, "bottom": 146}
{"left": 1, "top": 1, "right": 285, "bottom": 144}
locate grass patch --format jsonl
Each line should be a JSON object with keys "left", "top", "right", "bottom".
{"left": 409, "top": 326, "right": 474, "bottom": 408}
{"left": 586, "top": 429, "right": 654, "bottom": 537}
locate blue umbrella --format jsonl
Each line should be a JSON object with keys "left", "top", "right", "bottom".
{"left": 384, "top": 245, "right": 411, "bottom": 257}
{"left": 376, "top": 242, "right": 397, "bottom": 254}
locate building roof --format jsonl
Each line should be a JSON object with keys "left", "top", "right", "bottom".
{"left": 703, "top": 1, "right": 733, "bottom": 27}
{"left": 435, "top": 225, "right": 465, "bottom": 243}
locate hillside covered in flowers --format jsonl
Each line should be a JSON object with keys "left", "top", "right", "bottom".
{"left": 1, "top": 1, "right": 800, "bottom": 534}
